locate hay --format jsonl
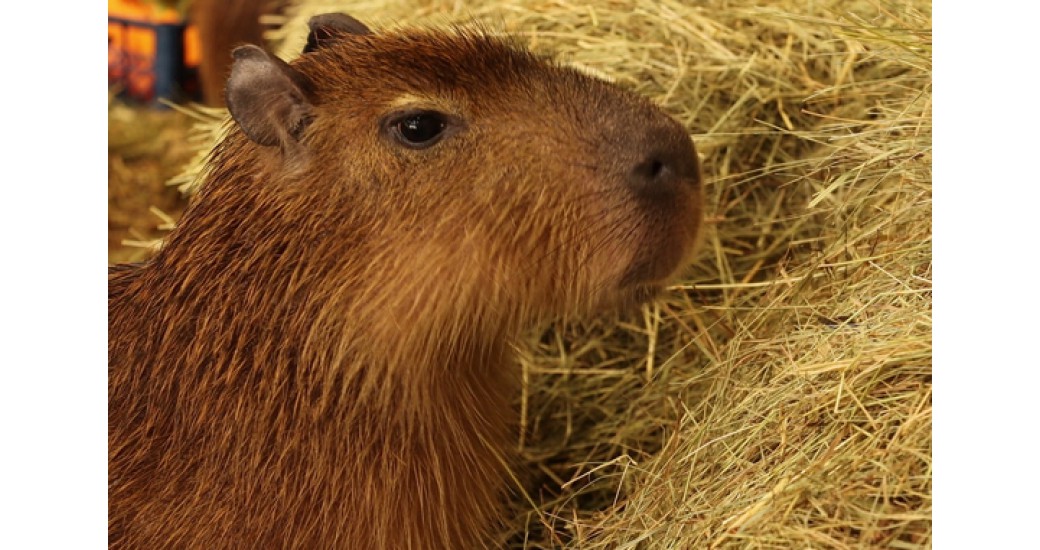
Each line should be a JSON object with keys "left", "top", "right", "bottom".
{"left": 108, "top": 94, "right": 196, "bottom": 263}
{"left": 155, "top": 0, "right": 932, "bottom": 546}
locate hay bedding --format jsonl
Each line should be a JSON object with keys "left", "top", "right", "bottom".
{"left": 114, "top": 0, "right": 931, "bottom": 547}
{"left": 108, "top": 94, "right": 195, "bottom": 264}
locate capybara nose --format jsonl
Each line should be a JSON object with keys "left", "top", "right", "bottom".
{"left": 626, "top": 125, "right": 700, "bottom": 201}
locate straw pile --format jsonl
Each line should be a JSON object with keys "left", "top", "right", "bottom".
{"left": 118, "top": 0, "right": 931, "bottom": 546}
{"left": 108, "top": 94, "right": 194, "bottom": 263}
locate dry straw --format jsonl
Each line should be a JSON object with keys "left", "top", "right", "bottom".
{"left": 167, "top": 0, "right": 932, "bottom": 546}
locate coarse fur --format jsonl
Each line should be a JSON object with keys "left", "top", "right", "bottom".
{"left": 109, "top": 15, "right": 703, "bottom": 549}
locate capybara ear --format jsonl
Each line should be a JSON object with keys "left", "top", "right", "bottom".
{"left": 304, "top": 13, "right": 372, "bottom": 53}
{"left": 226, "top": 45, "right": 314, "bottom": 149}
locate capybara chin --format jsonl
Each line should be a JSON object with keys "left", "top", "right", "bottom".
{"left": 108, "top": 13, "right": 703, "bottom": 550}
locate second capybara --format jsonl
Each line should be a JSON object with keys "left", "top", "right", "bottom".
{"left": 191, "top": 0, "right": 272, "bottom": 106}
{"left": 109, "top": 12, "right": 703, "bottom": 549}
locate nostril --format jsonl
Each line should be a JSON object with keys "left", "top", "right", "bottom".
{"left": 625, "top": 122, "right": 700, "bottom": 199}
{"left": 629, "top": 154, "right": 677, "bottom": 197}
{"left": 647, "top": 159, "right": 665, "bottom": 180}
{"left": 633, "top": 156, "right": 667, "bottom": 180}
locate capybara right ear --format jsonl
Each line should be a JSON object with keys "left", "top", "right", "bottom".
{"left": 226, "top": 45, "right": 315, "bottom": 149}
{"left": 304, "top": 13, "right": 371, "bottom": 53}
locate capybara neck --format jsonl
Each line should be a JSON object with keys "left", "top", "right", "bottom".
{"left": 110, "top": 126, "right": 523, "bottom": 548}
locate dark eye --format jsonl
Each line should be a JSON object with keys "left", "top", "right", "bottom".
{"left": 392, "top": 112, "right": 448, "bottom": 148}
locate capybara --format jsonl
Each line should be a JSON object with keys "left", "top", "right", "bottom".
{"left": 109, "top": 12, "right": 703, "bottom": 549}
{"left": 192, "top": 0, "right": 279, "bottom": 106}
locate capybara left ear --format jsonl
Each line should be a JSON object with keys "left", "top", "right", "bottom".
{"left": 304, "top": 13, "right": 372, "bottom": 53}
{"left": 226, "top": 45, "right": 314, "bottom": 149}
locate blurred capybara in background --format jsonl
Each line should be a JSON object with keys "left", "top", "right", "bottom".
{"left": 192, "top": 0, "right": 276, "bottom": 105}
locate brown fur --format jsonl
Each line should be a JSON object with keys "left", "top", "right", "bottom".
{"left": 192, "top": 0, "right": 274, "bottom": 106}
{"left": 109, "top": 18, "right": 703, "bottom": 549}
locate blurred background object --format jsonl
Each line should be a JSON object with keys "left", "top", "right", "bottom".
{"left": 108, "top": 0, "right": 202, "bottom": 105}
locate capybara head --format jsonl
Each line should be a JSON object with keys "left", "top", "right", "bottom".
{"left": 212, "top": 14, "right": 703, "bottom": 332}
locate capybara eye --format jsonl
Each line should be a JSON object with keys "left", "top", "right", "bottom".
{"left": 393, "top": 112, "right": 448, "bottom": 148}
